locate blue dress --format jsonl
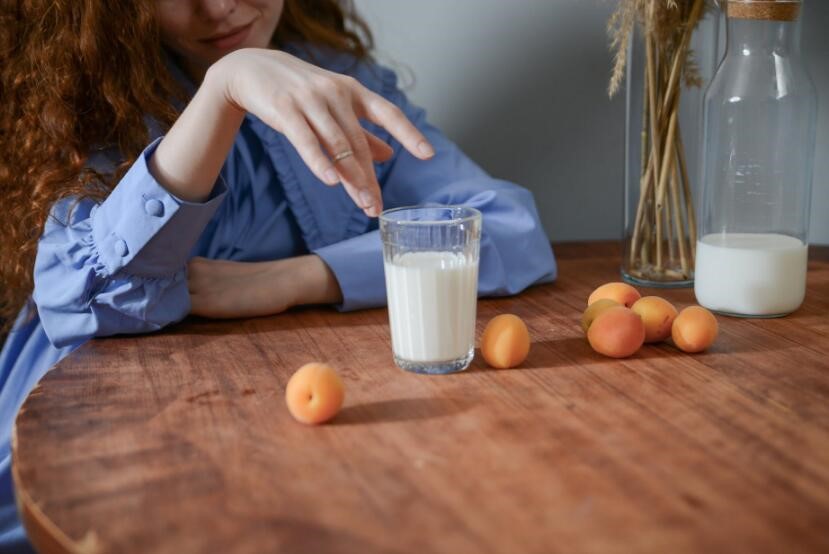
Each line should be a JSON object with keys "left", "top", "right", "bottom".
{"left": 0, "top": 46, "right": 556, "bottom": 549}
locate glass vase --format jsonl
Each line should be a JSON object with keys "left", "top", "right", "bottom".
{"left": 622, "top": 0, "right": 721, "bottom": 287}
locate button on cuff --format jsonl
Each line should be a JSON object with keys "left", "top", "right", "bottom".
{"left": 114, "top": 238, "right": 129, "bottom": 257}
{"left": 144, "top": 198, "right": 164, "bottom": 217}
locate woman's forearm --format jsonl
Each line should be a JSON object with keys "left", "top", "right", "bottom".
{"left": 279, "top": 255, "right": 343, "bottom": 307}
{"left": 187, "top": 255, "right": 343, "bottom": 319}
{"left": 148, "top": 66, "right": 242, "bottom": 202}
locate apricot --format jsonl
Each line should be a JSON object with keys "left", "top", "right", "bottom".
{"left": 672, "top": 306, "right": 718, "bottom": 353}
{"left": 481, "top": 314, "right": 531, "bottom": 369}
{"left": 587, "top": 306, "right": 646, "bottom": 358}
{"left": 581, "top": 298, "right": 620, "bottom": 333}
{"left": 588, "top": 282, "right": 641, "bottom": 308}
{"left": 285, "top": 362, "right": 345, "bottom": 425}
{"left": 631, "top": 296, "right": 678, "bottom": 343}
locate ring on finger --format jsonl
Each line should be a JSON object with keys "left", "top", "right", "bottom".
{"left": 333, "top": 149, "right": 354, "bottom": 163}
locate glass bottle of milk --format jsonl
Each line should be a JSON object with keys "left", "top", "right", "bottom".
{"left": 696, "top": 0, "right": 817, "bottom": 317}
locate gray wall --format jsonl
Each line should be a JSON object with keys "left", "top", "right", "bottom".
{"left": 356, "top": 0, "right": 829, "bottom": 244}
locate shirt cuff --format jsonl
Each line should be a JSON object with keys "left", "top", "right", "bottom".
{"left": 91, "top": 137, "right": 227, "bottom": 277}
{"left": 313, "top": 230, "right": 386, "bottom": 312}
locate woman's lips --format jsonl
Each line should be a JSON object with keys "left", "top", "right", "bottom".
{"left": 202, "top": 21, "right": 254, "bottom": 50}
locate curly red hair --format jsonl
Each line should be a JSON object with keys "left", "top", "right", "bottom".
{"left": 0, "top": 0, "right": 372, "bottom": 330}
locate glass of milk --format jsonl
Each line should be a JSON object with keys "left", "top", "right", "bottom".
{"left": 379, "top": 206, "right": 482, "bottom": 374}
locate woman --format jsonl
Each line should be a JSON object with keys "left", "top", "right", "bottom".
{"left": 0, "top": 0, "right": 555, "bottom": 548}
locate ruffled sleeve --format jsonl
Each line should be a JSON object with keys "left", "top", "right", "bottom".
{"left": 33, "top": 138, "right": 227, "bottom": 347}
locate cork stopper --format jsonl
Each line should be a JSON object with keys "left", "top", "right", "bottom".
{"left": 726, "top": 0, "right": 801, "bottom": 21}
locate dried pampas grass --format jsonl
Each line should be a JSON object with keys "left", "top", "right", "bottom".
{"left": 607, "top": 0, "right": 711, "bottom": 283}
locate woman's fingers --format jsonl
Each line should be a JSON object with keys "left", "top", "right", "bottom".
{"left": 219, "top": 51, "right": 431, "bottom": 216}
{"left": 252, "top": 67, "right": 427, "bottom": 218}
{"left": 328, "top": 101, "right": 384, "bottom": 215}
{"left": 273, "top": 102, "right": 381, "bottom": 217}
{"left": 354, "top": 86, "right": 435, "bottom": 160}
{"left": 302, "top": 99, "right": 381, "bottom": 216}
{"left": 273, "top": 105, "right": 341, "bottom": 187}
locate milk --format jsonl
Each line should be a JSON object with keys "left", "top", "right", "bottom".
{"left": 694, "top": 233, "right": 808, "bottom": 317}
{"left": 384, "top": 251, "right": 479, "bottom": 363}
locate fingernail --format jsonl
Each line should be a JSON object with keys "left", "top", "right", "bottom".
{"left": 359, "top": 190, "right": 375, "bottom": 209}
{"left": 323, "top": 167, "right": 338, "bottom": 185}
{"left": 418, "top": 141, "right": 435, "bottom": 158}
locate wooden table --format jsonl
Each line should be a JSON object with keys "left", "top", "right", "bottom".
{"left": 13, "top": 243, "right": 829, "bottom": 554}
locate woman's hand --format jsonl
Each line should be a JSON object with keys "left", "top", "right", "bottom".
{"left": 187, "top": 255, "right": 342, "bottom": 319}
{"left": 150, "top": 48, "right": 434, "bottom": 216}
{"left": 209, "top": 48, "right": 434, "bottom": 217}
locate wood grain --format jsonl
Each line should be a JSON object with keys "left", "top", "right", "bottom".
{"left": 12, "top": 242, "right": 829, "bottom": 554}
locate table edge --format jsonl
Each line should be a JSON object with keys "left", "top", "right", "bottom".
{"left": 12, "top": 427, "right": 87, "bottom": 554}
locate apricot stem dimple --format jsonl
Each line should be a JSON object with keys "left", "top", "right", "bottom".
{"left": 286, "top": 362, "right": 345, "bottom": 425}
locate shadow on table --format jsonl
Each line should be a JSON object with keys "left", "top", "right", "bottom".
{"left": 464, "top": 337, "right": 611, "bottom": 372}
{"left": 465, "top": 335, "right": 714, "bottom": 372}
{"left": 174, "top": 305, "right": 387, "bottom": 337}
{"left": 333, "top": 397, "right": 472, "bottom": 426}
